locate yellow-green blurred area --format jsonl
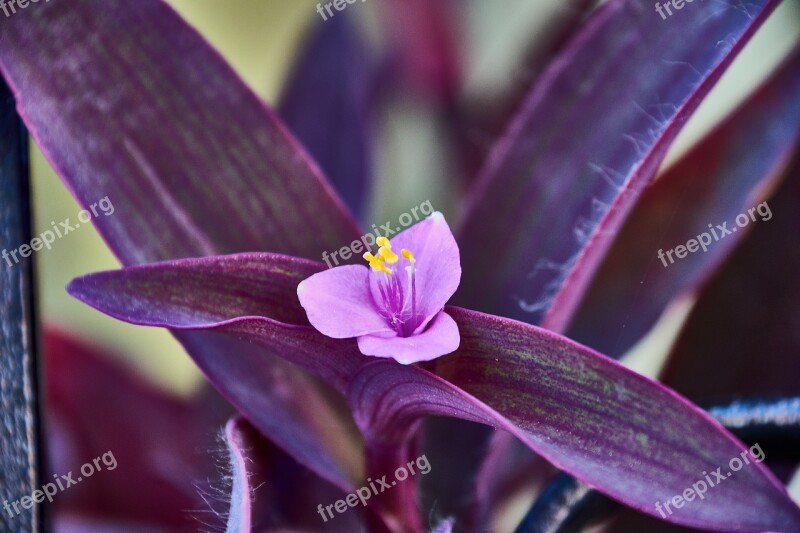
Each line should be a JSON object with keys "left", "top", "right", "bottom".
{"left": 31, "top": 0, "right": 800, "bottom": 397}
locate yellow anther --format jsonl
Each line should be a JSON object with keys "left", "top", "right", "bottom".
{"left": 376, "top": 236, "right": 391, "bottom": 248}
{"left": 378, "top": 245, "right": 399, "bottom": 264}
{"left": 401, "top": 249, "right": 416, "bottom": 264}
{"left": 363, "top": 252, "right": 391, "bottom": 273}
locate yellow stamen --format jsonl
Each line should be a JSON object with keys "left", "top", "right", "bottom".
{"left": 401, "top": 249, "right": 416, "bottom": 264}
{"left": 363, "top": 252, "right": 391, "bottom": 273}
{"left": 376, "top": 236, "right": 390, "bottom": 248}
{"left": 378, "top": 245, "right": 399, "bottom": 263}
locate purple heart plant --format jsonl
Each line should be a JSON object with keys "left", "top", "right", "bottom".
{"left": 2, "top": 0, "right": 800, "bottom": 531}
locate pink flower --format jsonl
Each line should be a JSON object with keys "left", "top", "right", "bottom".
{"left": 298, "top": 212, "right": 460, "bottom": 364}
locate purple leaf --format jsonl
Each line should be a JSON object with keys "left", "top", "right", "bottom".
{"left": 223, "top": 418, "right": 252, "bottom": 533}
{"left": 187, "top": 314, "right": 366, "bottom": 494}
{"left": 67, "top": 255, "right": 800, "bottom": 530}
{"left": 44, "top": 329, "right": 206, "bottom": 529}
{"left": 0, "top": 0, "right": 360, "bottom": 265}
{"left": 278, "top": 14, "right": 374, "bottom": 221}
{"left": 0, "top": 0, "right": 365, "bottom": 493}
{"left": 569, "top": 44, "right": 800, "bottom": 357}
{"left": 222, "top": 417, "right": 367, "bottom": 532}
{"left": 456, "top": 0, "right": 779, "bottom": 332}
{"left": 175, "top": 329, "right": 364, "bottom": 477}
{"left": 66, "top": 254, "right": 363, "bottom": 391}
{"left": 433, "top": 308, "right": 800, "bottom": 532}
{"left": 63, "top": 254, "right": 365, "bottom": 489}
{"left": 466, "top": 42, "right": 800, "bottom": 531}
{"left": 660, "top": 154, "right": 800, "bottom": 402}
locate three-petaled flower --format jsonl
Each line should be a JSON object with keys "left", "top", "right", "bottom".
{"left": 297, "top": 212, "right": 461, "bottom": 364}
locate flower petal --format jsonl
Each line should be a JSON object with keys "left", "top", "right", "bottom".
{"left": 357, "top": 311, "right": 460, "bottom": 364}
{"left": 369, "top": 212, "right": 461, "bottom": 331}
{"left": 298, "top": 264, "right": 394, "bottom": 338}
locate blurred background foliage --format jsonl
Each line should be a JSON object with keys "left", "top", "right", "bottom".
{"left": 31, "top": 0, "right": 799, "bottom": 396}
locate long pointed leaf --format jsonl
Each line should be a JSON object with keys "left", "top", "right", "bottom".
{"left": 456, "top": 0, "right": 779, "bottom": 332}
{"left": 660, "top": 155, "right": 800, "bottom": 402}
{"left": 67, "top": 254, "right": 800, "bottom": 530}
{"left": 468, "top": 41, "right": 800, "bottom": 531}
{"left": 0, "top": 0, "right": 359, "bottom": 264}
{"left": 569, "top": 45, "right": 800, "bottom": 357}
{"left": 0, "top": 0, "right": 364, "bottom": 495}
{"left": 66, "top": 254, "right": 365, "bottom": 391}
{"left": 278, "top": 14, "right": 374, "bottom": 222}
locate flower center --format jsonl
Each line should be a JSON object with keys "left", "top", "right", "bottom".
{"left": 363, "top": 236, "right": 418, "bottom": 337}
